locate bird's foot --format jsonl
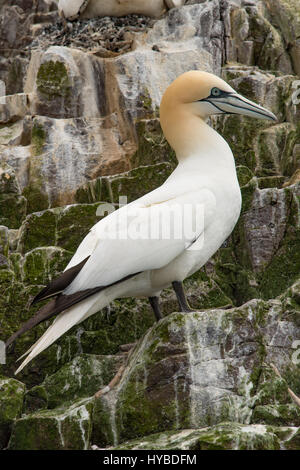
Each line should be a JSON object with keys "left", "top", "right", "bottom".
{"left": 180, "top": 306, "right": 194, "bottom": 313}
{"left": 172, "top": 281, "right": 194, "bottom": 314}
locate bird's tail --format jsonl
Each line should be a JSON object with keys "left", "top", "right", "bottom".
{"left": 15, "top": 287, "right": 117, "bottom": 375}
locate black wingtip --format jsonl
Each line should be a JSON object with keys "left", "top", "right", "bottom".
{"left": 5, "top": 299, "right": 57, "bottom": 348}
{"left": 30, "top": 257, "right": 90, "bottom": 306}
{"left": 6, "top": 336, "right": 16, "bottom": 349}
{"left": 7, "top": 270, "right": 141, "bottom": 349}
{"left": 30, "top": 288, "right": 48, "bottom": 306}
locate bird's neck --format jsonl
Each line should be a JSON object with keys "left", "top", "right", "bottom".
{"left": 162, "top": 110, "right": 236, "bottom": 173}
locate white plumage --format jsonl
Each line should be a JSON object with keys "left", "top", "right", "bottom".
{"left": 13, "top": 71, "right": 276, "bottom": 374}
{"left": 58, "top": 0, "right": 187, "bottom": 20}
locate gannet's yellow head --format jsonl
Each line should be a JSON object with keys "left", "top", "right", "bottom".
{"left": 160, "top": 70, "right": 276, "bottom": 121}
{"left": 160, "top": 70, "right": 276, "bottom": 157}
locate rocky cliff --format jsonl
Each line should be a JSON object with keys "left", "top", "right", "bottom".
{"left": 0, "top": 0, "right": 300, "bottom": 450}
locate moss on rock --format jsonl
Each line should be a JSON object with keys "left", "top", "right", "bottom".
{"left": 18, "top": 209, "right": 59, "bottom": 254}
{"left": 22, "top": 184, "right": 49, "bottom": 215}
{"left": 236, "top": 165, "right": 254, "bottom": 188}
{"left": 17, "top": 203, "right": 103, "bottom": 255}
{"left": 131, "top": 119, "right": 177, "bottom": 168}
{"left": 37, "top": 61, "right": 71, "bottom": 101}
{"left": 0, "top": 194, "right": 27, "bottom": 230}
{"left": 252, "top": 404, "right": 300, "bottom": 427}
{"left": 27, "top": 354, "right": 124, "bottom": 410}
{"left": 56, "top": 203, "right": 101, "bottom": 253}
{"left": 75, "top": 163, "right": 173, "bottom": 205}
{"left": 22, "top": 247, "right": 72, "bottom": 285}
{"left": 285, "top": 427, "right": 300, "bottom": 450}
{"left": 0, "top": 376, "right": 25, "bottom": 449}
{"left": 31, "top": 121, "right": 46, "bottom": 156}
{"left": 112, "top": 422, "right": 283, "bottom": 450}
{"left": 0, "top": 164, "right": 27, "bottom": 229}
{"left": 8, "top": 398, "right": 94, "bottom": 450}
{"left": 80, "top": 297, "right": 155, "bottom": 356}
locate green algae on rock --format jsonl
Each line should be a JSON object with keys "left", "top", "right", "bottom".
{"left": 0, "top": 291, "right": 155, "bottom": 389}
{"left": 75, "top": 162, "right": 173, "bottom": 205}
{"left": 0, "top": 164, "right": 27, "bottom": 229}
{"left": 111, "top": 422, "right": 290, "bottom": 450}
{"left": 37, "top": 61, "right": 71, "bottom": 101}
{"left": 90, "top": 301, "right": 300, "bottom": 447}
{"left": 252, "top": 404, "right": 300, "bottom": 427}
{"left": 31, "top": 121, "right": 46, "bottom": 156}
{"left": 17, "top": 203, "right": 103, "bottom": 254}
{"left": 0, "top": 376, "right": 25, "bottom": 449}
{"left": 131, "top": 119, "right": 177, "bottom": 168}
{"left": 8, "top": 398, "right": 94, "bottom": 450}
{"left": 22, "top": 247, "right": 72, "bottom": 286}
{"left": 25, "top": 354, "right": 124, "bottom": 410}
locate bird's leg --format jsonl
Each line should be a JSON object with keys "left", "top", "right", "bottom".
{"left": 148, "top": 296, "right": 163, "bottom": 322}
{"left": 172, "top": 281, "right": 194, "bottom": 313}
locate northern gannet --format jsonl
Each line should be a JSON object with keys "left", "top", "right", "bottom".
{"left": 6, "top": 71, "right": 276, "bottom": 374}
{"left": 58, "top": 0, "right": 186, "bottom": 21}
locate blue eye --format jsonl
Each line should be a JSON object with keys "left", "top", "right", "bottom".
{"left": 211, "top": 87, "right": 221, "bottom": 97}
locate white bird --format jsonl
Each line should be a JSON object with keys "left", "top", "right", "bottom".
{"left": 6, "top": 71, "right": 276, "bottom": 374}
{"left": 58, "top": 0, "right": 186, "bottom": 21}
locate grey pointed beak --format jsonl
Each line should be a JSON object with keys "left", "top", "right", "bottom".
{"left": 209, "top": 93, "right": 277, "bottom": 121}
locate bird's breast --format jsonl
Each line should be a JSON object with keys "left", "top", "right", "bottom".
{"left": 150, "top": 174, "right": 242, "bottom": 289}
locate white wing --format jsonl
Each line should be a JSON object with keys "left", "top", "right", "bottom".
{"left": 64, "top": 188, "right": 216, "bottom": 294}
{"left": 14, "top": 187, "right": 215, "bottom": 374}
{"left": 58, "top": 0, "right": 85, "bottom": 18}
{"left": 64, "top": 182, "right": 173, "bottom": 271}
